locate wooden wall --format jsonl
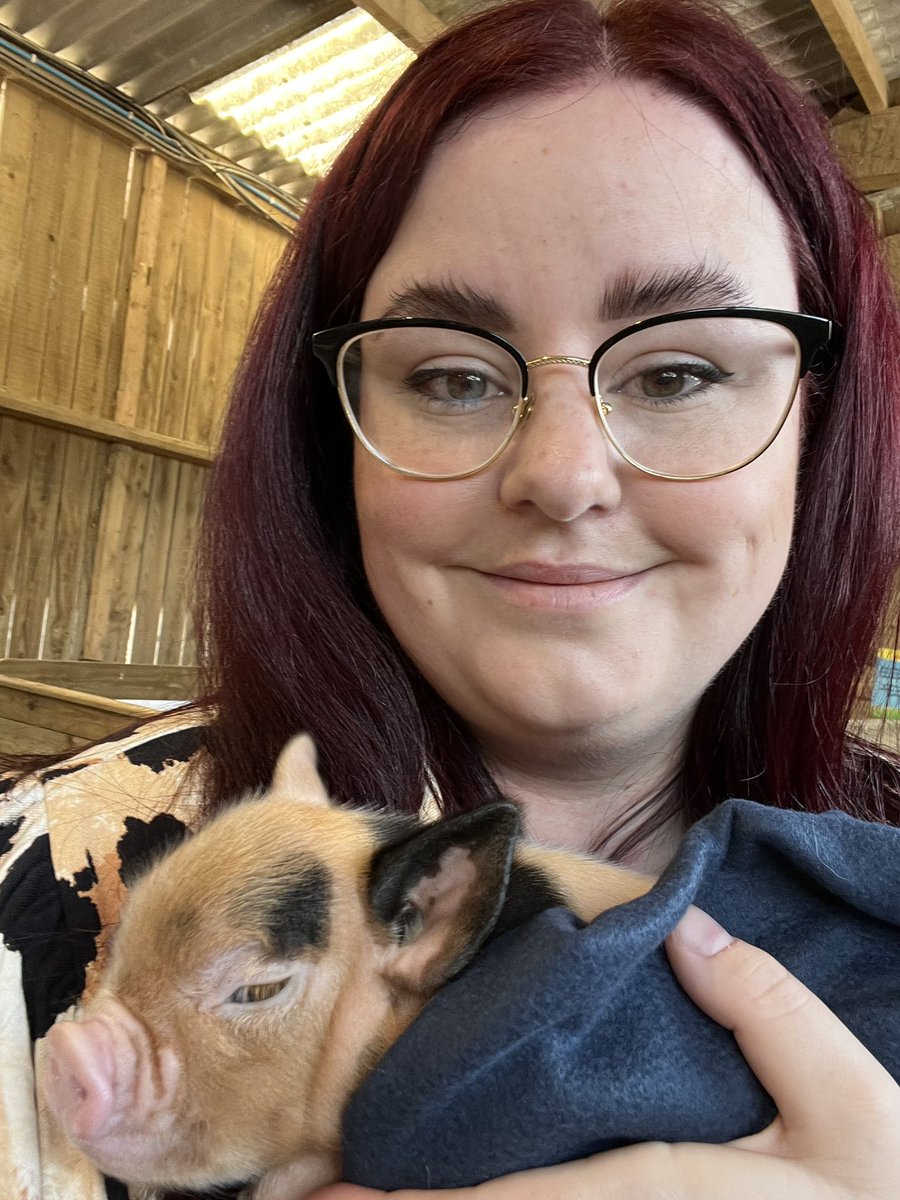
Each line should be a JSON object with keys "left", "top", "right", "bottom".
{"left": 0, "top": 71, "right": 290, "bottom": 669}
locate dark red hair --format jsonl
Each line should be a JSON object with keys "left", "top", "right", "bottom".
{"left": 197, "top": 0, "right": 900, "bottom": 848}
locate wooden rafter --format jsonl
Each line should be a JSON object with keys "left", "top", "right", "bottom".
{"left": 809, "top": 0, "right": 889, "bottom": 113}
{"left": 357, "top": 1, "right": 446, "bottom": 52}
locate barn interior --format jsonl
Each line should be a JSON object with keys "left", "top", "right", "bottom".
{"left": 0, "top": 0, "right": 897, "bottom": 752}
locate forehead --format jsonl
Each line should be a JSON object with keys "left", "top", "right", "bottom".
{"left": 362, "top": 79, "right": 797, "bottom": 329}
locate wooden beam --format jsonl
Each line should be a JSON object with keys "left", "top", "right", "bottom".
{"left": 0, "top": 673, "right": 148, "bottom": 739}
{"left": 357, "top": 1, "right": 446, "bottom": 52}
{"left": 0, "top": 387, "right": 214, "bottom": 466}
{"left": 0, "top": 659, "right": 198, "bottom": 701}
{"left": 809, "top": 0, "right": 889, "bottom": 113}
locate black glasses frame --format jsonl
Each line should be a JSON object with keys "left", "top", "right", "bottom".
{"left": 311, "top": 307, "right": 837, "bottom": 481}
{"left": 312, "top": 307, "right": 835, "bottom": 393}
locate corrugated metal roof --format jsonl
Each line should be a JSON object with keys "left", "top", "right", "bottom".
{"left": 1, "top": 0, "right": 898, "bottom": 202}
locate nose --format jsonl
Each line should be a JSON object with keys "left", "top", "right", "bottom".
{"left": 497, "top": 360, "right": 623, "bottom": 521}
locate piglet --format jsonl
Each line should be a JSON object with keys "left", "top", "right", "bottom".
{"left": 42, "top": 735, "right": 652, "bottom": 1199}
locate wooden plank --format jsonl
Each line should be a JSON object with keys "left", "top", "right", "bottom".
{"left": 82, "top": 446, "right": 154, "bottom": 662}
{"left": 71, "top": 137, "right": 141, "bottom": 419}
{"left": 884, "top": 232, "right": 900, "bottom": 291}
{"left": 0, "top": 81, "right": 40, "bottom": 387}
{"left": 37, "top": 119, "right": 103, "bottom": 410}
{"left": 3, "top": 96, "right": 71, "bottom": 404}
{"left": 832, "top": 106, "right": 900, "bottom": 191}
{"left": 156, "top": 460, "right": 204, "bottom": 665}
{"left": 0, "top": 674, "right": 146, "bottom": 737}
{"left": 868, "top": 188, "right": 900, "bottom": 237}
{"left": 44, "top": 434, "right": 107, "bottom": 660}
{"left": 114, "top": 154, "right": 169, "bottom": 427}
{"left": 0, "top": 713, "right": 77, "bottom": 755}
{"left": 8, "top": 425, "right": 67, "bottom": 659}
{"left": 0, "top": 659, "right": 197, "bottom": 700}
{"left": 139, "top": 172, "right": 191, "bottom": 431}
{"left": 809, "top": 0, "right": 889, "bottom": 114}
{"left": 356, "top": 0, "right": 445, "bottom": 50}
{"left": 0, "top": 417, "right": 36, "bottom": 655}
{"left": 160, "top": 184, "right": 215, "bottom": 440}
{"left": 214, "top": 207, "right": 259, "bottom": 426}
{"left": 0, "top": 387, "right": 214, "bottom": 465}
{"left": 184, "top": 200, "right": 236, "bottom": 446}
{"left": 129, "top": 454, "right": 180, "bottom": 663}
{"left": 101, "top": 148, "right": 147, "bottom": 422}
{"left": 252, "top": 221, "right": 288, "bottom": 302}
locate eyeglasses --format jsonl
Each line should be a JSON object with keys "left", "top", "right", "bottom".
{"left": 311, "top": 308, "right": 835, "bottom": 482}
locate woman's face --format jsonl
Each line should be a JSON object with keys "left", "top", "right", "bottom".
{"left": 354, "top": 79, "right": 801, "bottom": 770}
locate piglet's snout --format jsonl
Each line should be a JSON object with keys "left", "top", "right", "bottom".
{"left": 43, "top": 997, "right": 179, "bottom": 1147}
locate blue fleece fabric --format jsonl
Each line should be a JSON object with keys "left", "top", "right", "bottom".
{"left": 341, "top": 799, "right": 900, "bottom": 1188}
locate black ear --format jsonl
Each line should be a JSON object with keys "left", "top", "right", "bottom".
{"left": 368, "top": 804, "right": 522, "bottom": 994}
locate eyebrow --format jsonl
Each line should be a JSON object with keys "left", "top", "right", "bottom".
{"left": 598, "top": 262, "right": 753, "bottom": 322}
{"left": 378, "top": 262, "right": 753, "bottom": 333}
{"left": 381, "top": 281, "right": 515, "bottom": 331}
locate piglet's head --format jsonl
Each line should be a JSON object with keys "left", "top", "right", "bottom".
{"left": 42, "top": 734, "right": 521, "bottom": 1197}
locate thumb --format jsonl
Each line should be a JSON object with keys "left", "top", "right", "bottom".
{"left": 664, "top": 905, "right": 895, "bottom": 1137}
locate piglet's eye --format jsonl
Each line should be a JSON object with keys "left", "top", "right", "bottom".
{"left": 228, "top": 979, "right": 290, "bottom": 1004}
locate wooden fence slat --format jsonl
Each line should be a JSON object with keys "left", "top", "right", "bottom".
{"left": 115, "top": 154, "right": 168, "bottom": 427}
{"left": 0, "top": 417, "right": 36, "bottom": 654}
{"left": 38, "top": 120, "right": 104, "bottom": 409}
{"left": 129, "top": 454, "right": 180, "bottom": 663}
{"left": 100, "top": 149, "right": 146, "bottom": 422}
{"left": 45, "top": 434, "right": 107, "bottom": 660}
{"left": 184, "top": 201, "right": 236, "bottom": 447}
{"left": 0, "top": 81, "right": 40, "bottom": 386}
{"left": 9, "top": 426, "right": 67, "bottom": 659}
{"left": 156, "top": 461, "right": 205, "bottom": 665}
{"left": 885, "top": 233, "right": 900, "bottom": 290}
{"left": 82, "top": 445, "right": 154, "bottom": 661}
{"left": 140, "top": 172, "right": 191, "bottom": 432}
{"left": 214, "top": 208, "right": 260, "bottom": 418}
{"left": 3, "top": 98, "right": 72, "bottom": 404}
{"left": 160, "top": 185, "right": 215, "bottom": 440}
{"left": 252, "top": 221, "right": 287, "bottom": 301}
{"left": 71, "top": 139, "right": 141, "bottom": 419}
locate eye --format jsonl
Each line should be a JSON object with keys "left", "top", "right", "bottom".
{"left": 227, "top": 979, "right": 290, "bottom": 1004}
{"left": 394, "top": 901, "right": 423, "bottom": 944}
{"left": 612, "top": 358, "right": 732, "bottom": 405}
{"left": 404, "top": 366, "right": 505, "bottom": 407}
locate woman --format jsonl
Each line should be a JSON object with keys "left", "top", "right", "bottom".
{"left": 2, "top": 0, "right": 899, "bottom": 1196}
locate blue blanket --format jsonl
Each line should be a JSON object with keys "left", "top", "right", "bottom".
{"left": 341, "top": 799, "right": 900, "bottom": 1188}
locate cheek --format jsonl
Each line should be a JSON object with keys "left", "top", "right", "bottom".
{"left": 663, "top": 437, "right": 799, "bottom": 603}
{"left": 353, "top": 460, "right": 463, "bottom": 614}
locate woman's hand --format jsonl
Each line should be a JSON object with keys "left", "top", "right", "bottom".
{"left": 309, "top": 906, "right": 900, "bottom": 1200}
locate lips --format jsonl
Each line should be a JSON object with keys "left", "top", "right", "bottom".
{"left": 477, "top": 562, "right": 647, "bottom": 612}
{"left": 487, "top": 563, "right": 636, "bottom": 585}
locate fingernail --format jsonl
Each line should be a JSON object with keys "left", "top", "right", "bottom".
{"left": 675, "top": 905, "right": 735, "bottom": 956}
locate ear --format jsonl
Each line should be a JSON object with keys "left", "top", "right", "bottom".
{"left": 270, "top": 734, "right": 332, "bottom": 807}
{"left": 368, "top": 804, "right": 521, "bottom": 995}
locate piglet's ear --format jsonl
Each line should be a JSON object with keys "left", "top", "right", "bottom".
{"left": 369, "top": 804, "right": 521, "bottom": 995}
{"left": 270, "top": 734, "right": 332, "bottom": 807}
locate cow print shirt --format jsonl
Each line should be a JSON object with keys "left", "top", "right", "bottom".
{"left": 0, "top": 708, "right": 210, "bottom": 1200}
